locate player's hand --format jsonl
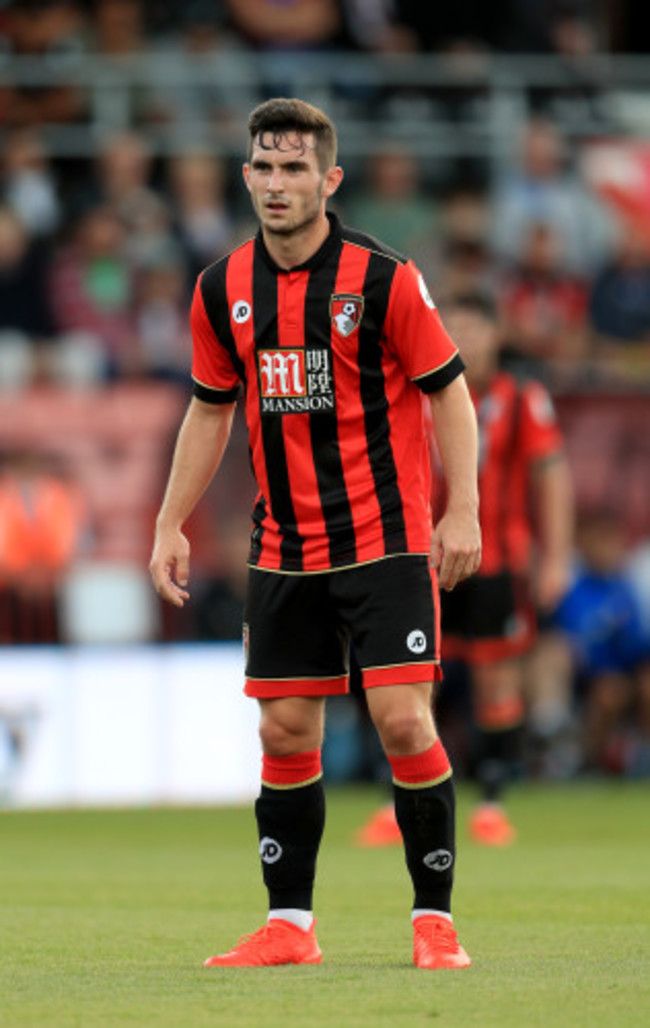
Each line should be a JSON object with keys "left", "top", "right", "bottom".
{"left": 535, "top": 556, "right": 570, "bottom": 613}
{"left": 149, "top": 526, "right": 191, "bottom": 608}
{"left": 430, "top": 509, "right": 482, "bottom": 591}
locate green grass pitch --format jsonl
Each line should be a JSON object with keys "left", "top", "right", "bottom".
{"left": 1, "top": 783, "right": 649, "bottom": 1027}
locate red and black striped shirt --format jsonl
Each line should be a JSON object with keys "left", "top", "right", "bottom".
{"left": 191, "top": 212, "right": 464, "bottom": 573}
{"left": 431, "top": 371, "right": 564, "bottom": 575}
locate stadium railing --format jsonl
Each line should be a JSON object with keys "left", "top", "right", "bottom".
{"left": 2, "top": 52, "right": 650, "bottom": 164}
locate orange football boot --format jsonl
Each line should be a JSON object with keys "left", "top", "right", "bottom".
{"left": 468, "top": 803, "right": 517, "bottom": 846}
{"left": 413, "top": 914, "right": 471, "bottom": 970}
{"left": 354, "top": 804, "right": 402, "bottom": 847}
{"left": 203, "top": 919, "right": 322, "bottom": 967}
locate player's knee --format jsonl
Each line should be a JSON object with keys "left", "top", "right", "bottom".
{"left": 373, "top": 705, "right": 434, "bottom": 755}
{"left": 259, "top": 718, "right": 294, "bottom": 755}
{"left": 258, "top": 715, "right": 316, "bottom": 756}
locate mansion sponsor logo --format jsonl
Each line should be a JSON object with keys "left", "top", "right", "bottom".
{"left": 258, "top": 348, "right": 335, "bottom": 414}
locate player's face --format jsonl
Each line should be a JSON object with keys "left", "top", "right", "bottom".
{"left": 444, "top": 309, "right": 498, "bottom": 386}
{"left": 244, "top": 131, "right": 341, "bottom": 238}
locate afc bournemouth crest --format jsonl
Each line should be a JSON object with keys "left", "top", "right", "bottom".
{"left": 330, "top": 293, "right": 364, "bottom": 337}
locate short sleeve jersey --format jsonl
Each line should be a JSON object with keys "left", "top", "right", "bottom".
{"left": 191, "top": 212, "right": 463, "bottom": 572}
{"left": 473, "top": 372, "right": 564, "bottom": 574}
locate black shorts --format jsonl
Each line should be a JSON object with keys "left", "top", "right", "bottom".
{"left": 243, "top": 555, "right": 442, "bottom": 698}
{"left": 441, "top": 571, "right": 536, "bottom": 665}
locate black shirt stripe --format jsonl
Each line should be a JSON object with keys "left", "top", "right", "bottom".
{"left": 304, "top": 236, "right": 357, "bottom": 567}
{"left": 358, "top": 253, "right": 408, "bottom": 554}
{"left": 249, "top": 493, "right": 267, "bottom": 567}
{"left": 200, "top": 261, "right": 246, "bottom": 382}
{"left": 253, "top": 244, "right": 305, "bottom": 570}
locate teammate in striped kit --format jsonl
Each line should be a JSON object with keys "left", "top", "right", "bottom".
{"left": 438, "top": 294, "right": 572, "bottom": 845}
{"left": 150, "top": 98, "right": 481, "bottom": 969}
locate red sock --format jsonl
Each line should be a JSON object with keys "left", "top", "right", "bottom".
{"left": 262, "top": 750, "right": 323, "bottom": 789}
{"left": 389, "top": 739, "right": 451, "bottom": 788}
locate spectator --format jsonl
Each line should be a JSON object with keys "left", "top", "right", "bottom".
{"left": 588, "top": 222, "right": 650, "bottom": 379}
{"left": 225, "top": 0, "right": 344, "bottom": 51}
{"left": 132, "top": 241, "right": 191, "bottom": 384}
{"left": 554, "top": 510, "right": 650, "bottom": 775}
{"left": 0, "top": 206, "right": 55, "bottom": 386}
{"left": 521, "top": 6, "right": 613, "bottom": 132}
{"left": 0, "top": 0, "right": 88, "bottom": 129}
{"left": 88, "top": 0, "right": 166, "bottom": 129}
{"left": 342, "top": 0, "right": 418, "bottom": 52}
{"left": 168, "top": 152, "right": 237, "bottom": 285}
{"left": 0, "top": 449, "right": 87, "bottom": 644}
{"left": 92, "top": 132, "right": 174, "bottom": 269}
{"left": 414, "top": 187, "right": 495, "bottom": 302}
{"left": 49, "top": 203, "right": 136, "bottom": 378}
{"left": 344, "top": 147, "right": 437, "bottom": 254}
{"left": 491, "top": 116, "right": 614, "bottom": 277}
{"left": 499, "top": 222, "right": 589, "bottom": 380}
{"left": 2, "top": 128, "right": 62, "bottom": 239}
{"left": 93, "top": 131, "right": 159, "bottom": 222}
{"left": 145, "top": 2, "right": 253, "bottom": 135}
{"left": 344, "top": 0, "right": 512, "bottom": 53}
{"left": 90, "top": 0, "right": 146, "bottom": 55}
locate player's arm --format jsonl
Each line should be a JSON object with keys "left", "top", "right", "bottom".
{"left": 428, "top": 375, "right": 482, "bottom": 590}
{"left": 532, "top": 453, "right": 573, "bottom": 612}
{"left": 149, "top": 397, "right": 236, "bottom": 608}
{"left": 520, "top": 381, "right": 574, "bottom": 612}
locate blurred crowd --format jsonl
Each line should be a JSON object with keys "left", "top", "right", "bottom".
{"left": 4, "top": 113, "right": 650, "bottom": 389}
{"left": 1, "top": 0, "right": 650, "bottom": 780}
{"left": 0, "top": 0, "right": 634, "bottom": 72}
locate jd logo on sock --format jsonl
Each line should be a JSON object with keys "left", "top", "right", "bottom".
{"left": 423, "top": 849, "right": 453, "bottom": 871}
{"left": 259, "top": 837, "right": 283, "bottom": 864}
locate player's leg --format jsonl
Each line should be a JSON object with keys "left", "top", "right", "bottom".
{"left": 365, "top": 681, "right": 468, "bottom": 967}
{"left": 638, "top": 662, "right": 650, "bottom": 739}
{"left": 469, "top": 658, "right": 524, "bottom": 845}
{"left": 340, "top": 555, "right": 470, "bottom": 969}
{"left": 633, "top": 662, "right": 650, "bottom": 772}
{"left": 204, "top": 569, "right": 347, "bottom": 968}
{"left": 445, "top": 571, "right": 534, "bottom": 845}
{"left": 255, "top": 695, "right": 326, "bottom": 931}
{"left": 583, "top": 671, "right": 633, "bottom": 771}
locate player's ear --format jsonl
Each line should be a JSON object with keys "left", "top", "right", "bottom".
{"left": 322, "top": 165, "right": 343, "bottom": 199}
{"left": 242, "top": 163, "right": 251, "bottom": 192}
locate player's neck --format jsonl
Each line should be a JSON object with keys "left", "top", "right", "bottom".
{"left": 261, "top": 212, "right": 331, "bottom": 270}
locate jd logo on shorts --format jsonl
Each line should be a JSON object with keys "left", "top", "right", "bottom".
{"left": 259, "top": 837, "right": 283, "bottom": 864}
{"left": 423, "top": 849, "right": 453, "bottom": 871}
{"left": 407, "top": 629, "right": 427, "bottom": 654}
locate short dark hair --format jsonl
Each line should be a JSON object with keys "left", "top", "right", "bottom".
{"left": 442, "top": 292, "right": 498, "bottom": 323}
{"left": 247, "top": 97, "right": 337, "bottom": 172}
